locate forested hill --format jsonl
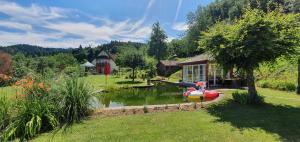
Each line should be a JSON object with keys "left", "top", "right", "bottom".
{"left": 97, "top": 41, "right": 147, "bottom": 54}
{"left": 0, "top": 44, "right": 71, "bottom": 56}
{"left": 72, "top": 41, "right": 147, "bottom": 63}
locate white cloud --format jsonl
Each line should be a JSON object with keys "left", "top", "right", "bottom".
{"left": 172, "top": 22, "right": 188, "bottom": 31}
{"left": 0, "top": 20, "right": 32, "bottom": 31}
{"left": 147, "top": 0, "right": 156, "bottom": 10}
{"left": 167, "top": 36, "right": 176, "bottom": 42}
{"left": 174, "top": 0, "right": 183, "bottom": 22}
{"left": 0, "top": 1, "right": 153, "bottom": 48}
{"left": 0, "top": 1, "right": 68, "bottom": 24}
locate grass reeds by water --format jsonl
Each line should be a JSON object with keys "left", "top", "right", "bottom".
{"left": 59, "top": 78, "right": 92, "bottom": 126}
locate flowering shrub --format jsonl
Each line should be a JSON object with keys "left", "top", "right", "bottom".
{"left": 1, "top": 76, "right": 58, "bottom": 141}
{"left": 0, "top": 74, "right": 12, "bottom": 87}
{"left": 14, "top": 76, "right": 52, "bottom": 99}
{"left": 1, "top": 76, "right": 93, "bottom": 141}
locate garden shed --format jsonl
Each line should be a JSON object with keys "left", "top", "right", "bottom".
{"left": 178, "top": 53, "right": 233, "bottom": 87}
{"left": 157, "top": 60, "right": 180, "bottom": 76}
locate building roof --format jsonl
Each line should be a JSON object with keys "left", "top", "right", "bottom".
{"left": 96, "top": 50, "right": 116, "bottom": 61}
{"left": 81, "top": 61, "right": 95, "bottom": 67}
{"left": 159, "top": 60, "right": 179, "bottom": 66}
{"left": 179, "top": 53, "right": 213, "bottom": 65}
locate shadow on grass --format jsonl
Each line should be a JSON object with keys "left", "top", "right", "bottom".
{"left": 115, "top": 81, "right": 143, "bottom": 85}
{"left": 206, "top": 100, "right": 300, "bottom": 141}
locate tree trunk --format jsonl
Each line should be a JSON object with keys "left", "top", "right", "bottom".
{"left": 297, "top": 58, "right": 300, "bottom": 94}
{"left": 132, "top": 68, "right": 135, "bottom": 82}
{"left": 246, "top": 69, "right": 258, "bottom": 103}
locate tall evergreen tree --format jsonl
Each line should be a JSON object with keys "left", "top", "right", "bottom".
{"left": 72, "top": 45, "right": 86, "bottom": 63}
{"left": 86, "top": 48, "right": 94, "bottom": 62}
{"left": 148, "top": 22, "right": 167, "bottom": 61}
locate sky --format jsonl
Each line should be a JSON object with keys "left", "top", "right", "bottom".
{"left": 0, "top": 0, "right": 213, "bottom": 48}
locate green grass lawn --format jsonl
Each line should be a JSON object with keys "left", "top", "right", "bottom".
{"left": 0, "top": 75, "right": 147, "bottom": 99}
{"left": 0, "top": 86, "right": 21, "bottom": 99}
{"left": 81, "top": 75, "right": 148, "bottom": 90}
{"left": 32, "top": 88, "right": 300, "bottom": 142}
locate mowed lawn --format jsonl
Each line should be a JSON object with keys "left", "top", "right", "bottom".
{"left": 81, "top": 75, "right": 148, "bottom": 90}
{"left": 0, "top": 75, "right": 147, "bottom": 98}
{"left": 32, "top": 88, "right": 300, "bottom": 142}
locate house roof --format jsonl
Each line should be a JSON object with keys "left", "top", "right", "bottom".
{"left": 159, "top": 60, "right": 179, "bottom": 66}
{"left": 179, "top": 53, "right": 213, "bottom": 65}
{"left": 81, "top": 61, "right": 95, "bottom": 67}
{"left": 96, "top": 49, "right": 116, "bottom": 61}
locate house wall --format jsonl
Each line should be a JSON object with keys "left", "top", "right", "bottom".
{"left": 109, "top": 59, "right": 118, "bottom": 72}
{"left": 92, "top": 51, "right": 118, "bottom": 74}
{"left": 181, "top": 61, "right": 234, "bottom": 87}
{"left": 157, "top": 63, "right": 180, "bottom": 76}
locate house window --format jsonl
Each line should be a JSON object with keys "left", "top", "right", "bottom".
{"left": 188, "top": 65, "right": 193, "bottom": 82}
{"left": 199, "top": 64, "right": 206, "bottom": 81}
{"left": 183, "top": 64, "right": 206, "bottom": 83}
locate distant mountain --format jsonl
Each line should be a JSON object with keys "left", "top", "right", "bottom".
{"left": 0, "top": 44, "right": 71, "bottom": 56}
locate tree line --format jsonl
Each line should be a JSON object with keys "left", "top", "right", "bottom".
{"left": 0, "top": 44, "right": 71, "bottom": 57}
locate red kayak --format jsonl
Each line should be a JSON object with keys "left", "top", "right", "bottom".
{"left": 183, "top": 88, "right": 219, "bottom": 101}
{"left": 204, "top": 90, "right": 219, "bottom": 101}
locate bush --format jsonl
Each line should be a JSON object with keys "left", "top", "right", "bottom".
{"left": 63, "top": 66, "right": 85, "bottom": 77}
{"left": 59, "top": 78, "right": 92, "bottom": 125}
{"left": 257, "top": 80, "right": 296, "bottom": 91}
{"left": 1, "top": 91, "right": 59, "bottom": 141}
{"left": 1, "top": 77, "right": 60, "bottom": 141}
{"left": 0, "top": 96, "right": 10, "bottom": 130}
{"left": 232, "top": 91, "right": 264, "bottom": 105}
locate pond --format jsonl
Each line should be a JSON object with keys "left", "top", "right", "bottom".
{"left": 92, "top": 82, "right": 207, "bottom": 108}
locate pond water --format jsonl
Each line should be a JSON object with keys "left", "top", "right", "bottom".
{"left": 92, "top": 82, "right": 203, "bottom": 108}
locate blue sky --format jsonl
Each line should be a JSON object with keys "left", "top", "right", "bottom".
{"left": 0, "top": 0, "right": 213, "bottom": 48}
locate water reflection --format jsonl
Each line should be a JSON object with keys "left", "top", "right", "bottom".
{"left": 95, "top": 82, "right": 186, "bottom": 108}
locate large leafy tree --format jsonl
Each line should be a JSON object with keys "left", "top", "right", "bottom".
{"left": 116, "top": 50, "right": 145, "bottom": 82}
{"left": 148, "top": 22, "right": 167, "bottom": 61}
{"left": 298, "top": 58, "right": 300, "bottom": 94}
{"left": 199, "top": 8, "right": 300, "bottom": 103}
{"left": 167, "top": 39, "right": 189, "bottom": 58}
{"left": 187, "top": 0, "right": 299, "bottom": 56}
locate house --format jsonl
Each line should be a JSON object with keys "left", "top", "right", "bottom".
{"left": 92, "top": 49, "right": 118, "bottom": 74}
{"left": 157, "top": 60, "right": 180, "bottom": 76}
{"left": 178, "top": 53, "right": 233, "bottom": 87}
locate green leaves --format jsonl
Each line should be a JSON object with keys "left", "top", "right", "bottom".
{"left": 199, "top": 8, "right": 300, "bottom": 71}
{"left": 116, "top": 49, "right": 146, "bottom": 82}
{"left": 0, "top": 96, "right": 10, "bottom": 130}
{"left": 1, "top": 98, "right": 59, "bottom": 141}
{"left": 59, "top": 78, "right": 92, "bottom": 125}
{"left": 148, "top": 22, "right": 168, "bottom": 61}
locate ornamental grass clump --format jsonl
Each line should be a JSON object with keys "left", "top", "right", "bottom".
{"left": 0, "top": 96, "right": 10, "bottom": 131}
{"left": 59, "top": 78, "right": 92, "bottom": 126}
{"left": 1, "top": 98, "right": 59, "bottom": 141}
{"left": 1, "top": 77, "right": 59, "bottom": 141}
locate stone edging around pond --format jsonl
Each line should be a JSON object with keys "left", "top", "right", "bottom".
{"left": 92, "top": 93, "right": 224, "bottom": 117}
